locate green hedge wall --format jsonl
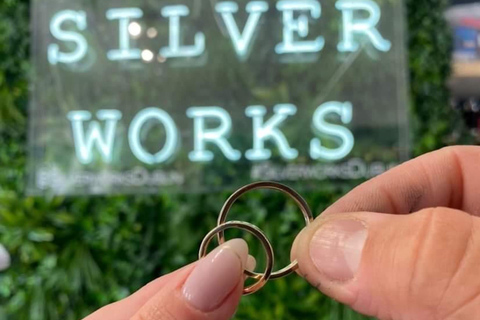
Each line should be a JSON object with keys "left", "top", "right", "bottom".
{"left": 0, "top": 0, "right": 473, "bottom": 319}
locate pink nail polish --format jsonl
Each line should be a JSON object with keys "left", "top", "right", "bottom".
{"left": 182, "top": 239, "right": 248, "bottom": 312}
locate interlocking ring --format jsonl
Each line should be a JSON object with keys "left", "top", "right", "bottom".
{"left": 216, "top": 181, "right": 314, "bottom": 280}
{"left": 198, "top": 221, "right": 274, "bottom": 295}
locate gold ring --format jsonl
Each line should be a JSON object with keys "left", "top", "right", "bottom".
{"left": 216, "top": 181, "right": 313, "bottom": 280}
{"left": 198, "top": 220, "right": 274, "bottom": 295}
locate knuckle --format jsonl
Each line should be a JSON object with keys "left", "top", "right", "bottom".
{"left": 408, "top": 208, "right": 473, "bottom": 315}
{"left": 131, "top": 302, "right": 178, "bottom": 320}
{"left": 436, "top": 218, "right": 480, "bottom": 318}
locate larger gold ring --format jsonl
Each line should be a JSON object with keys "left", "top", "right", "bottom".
{"left": 198, "top": 220, "right": 274, "bottom": 295}
{"left": 216, "top": 181, "right": 313, "bottom": 280}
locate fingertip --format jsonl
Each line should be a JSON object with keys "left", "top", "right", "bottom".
{"left": 246, "top": 255, "right": 256, "bottom": 272}
{"left": 132, "top": 239, "right": 247, "bottom": 320}
{"left": 291, "top": 213, "right": 370, "bottom": 304}
{"left": 223, "top": 238, "right": 249, "bottom": 269}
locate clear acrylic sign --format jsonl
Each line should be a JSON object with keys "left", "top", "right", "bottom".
{"left": 29, "top": 0, "right": 409, "bottom": 195}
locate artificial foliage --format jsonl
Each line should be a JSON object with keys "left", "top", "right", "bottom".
{"left": 0, "top": 0, "right": 473, "bottom": 319}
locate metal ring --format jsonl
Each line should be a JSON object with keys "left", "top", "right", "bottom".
{"left": 198, "top": 221, "right": 274, "bottom": 295}
{"left": 216, "top": 181, "right": 313, "bottom": 280}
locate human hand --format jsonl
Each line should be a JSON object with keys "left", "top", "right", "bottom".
{"left": 86, "top": 146, "right": 480, "bottom": 320}
{"left": 292, "top": 146, "right": 480, "bottom": 319}
{"left": 83, "top": 239, "right": 255, "bottom": 320}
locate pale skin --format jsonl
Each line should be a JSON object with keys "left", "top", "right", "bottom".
{"left": 84, "top": 146, "right": 480, "bottom": 320}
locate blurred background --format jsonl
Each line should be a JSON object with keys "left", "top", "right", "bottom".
{"left": 0, "top": 0, "right": 479, "bottom": 319}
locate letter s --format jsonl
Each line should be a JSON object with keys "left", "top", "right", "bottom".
{"left": 310, "top": 101, "right": 354, "bottom": 161}
{"left": 48, "top": 10, "right": 88, "bottom": 65}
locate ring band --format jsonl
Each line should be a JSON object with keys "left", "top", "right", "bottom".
{"left": 198, "top": 220, "right": 274, "bottom": 295}
{"left": 216, "top": 182, "right": 313, "bottom": 279}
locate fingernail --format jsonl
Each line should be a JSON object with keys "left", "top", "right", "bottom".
{"left": 182, "top": 239, "right": 248, "bottom": 312}
{"left": 309, "top": 219, "right": 367, "bottom": 281}
{"left": 244, "top": 255, "right": 257, "bottom": 280}
{"left": 246, "top": 255, "right": 256, "bottom": 272}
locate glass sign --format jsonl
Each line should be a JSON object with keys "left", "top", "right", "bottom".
{"left": 29, "top": 0, "right": 409, "bottom": 195}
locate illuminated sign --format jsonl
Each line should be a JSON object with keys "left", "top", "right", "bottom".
{"left": 29, "top": 0, "right": 409, "bottom": 195}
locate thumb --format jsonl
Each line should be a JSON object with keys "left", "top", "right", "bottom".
{"left": 292, "top": 208, "right": 480, "bottom": 320}
{"left": 134, "top": 239, "right": 250, "bottom": 320}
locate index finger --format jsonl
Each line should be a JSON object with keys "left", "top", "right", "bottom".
{"left": 323, "top": 146, "right": 480, "bottom": 216}
{"left": 83, "top": 264, "right": 194, "bottom": 320}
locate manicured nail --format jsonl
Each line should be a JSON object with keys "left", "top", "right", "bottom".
{"left": 182, "top": 239, "right": 248, "bottom": 312}
{"left": 309, "top": 219, "right": 367, "bottom": 281}
{"left": 246, "top": 255, "right": 256, "bottom": 273}
{"left": 244, "top": 255, "right": 257, "bottom": 280}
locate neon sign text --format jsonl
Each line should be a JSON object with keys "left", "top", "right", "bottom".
{"left": 48, "top": 0, "right": 390, "bottom": 64}
{"left": 68, "top": 103, "right": 355, "bottom": 164}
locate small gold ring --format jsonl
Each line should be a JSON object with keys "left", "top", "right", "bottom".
{"left": 198, "top": 220, "right": 274, "bottom": 295}
{"left": 216, "top": 181, "right": 313, "bottom": 280}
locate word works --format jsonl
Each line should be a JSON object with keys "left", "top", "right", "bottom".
{"left": 68, "top": 102, "right": 355, "bottom": 165}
